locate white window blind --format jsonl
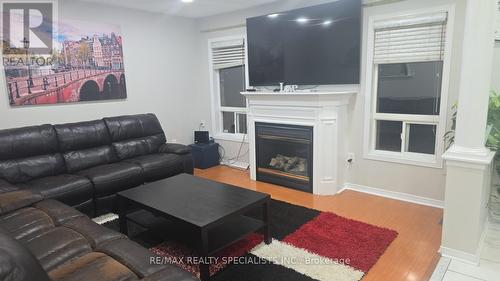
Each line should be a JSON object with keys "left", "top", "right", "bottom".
{"left": 373, "top": 12, "right": 447, "bottom": 64}
{"left": 211, "top": 39, "right": 245, "bottom": 70}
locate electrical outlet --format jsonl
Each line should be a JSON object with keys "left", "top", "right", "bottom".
{"left": 347, "top": 152, "right": 355, "bottom": 167}
{"left": 200, "top": 120, "right": 206, "bottom": 128}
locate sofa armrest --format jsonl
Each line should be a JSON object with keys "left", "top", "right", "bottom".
{"left": 159, "top": 143, "right": 191, "bottom": 155}
{"left": 0, "top": 190, "right": 43, "bottom": 215}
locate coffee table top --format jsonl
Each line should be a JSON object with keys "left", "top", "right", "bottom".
{"left": 118, "top": 174, "right": 270, "bottom": 228}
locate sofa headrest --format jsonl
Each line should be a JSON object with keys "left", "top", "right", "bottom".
{"left": 0, "top": 125, "right": 58, "bottom": 161}
{"left": 103, "top": 114, "right": 164, "bottom": 142}
{"left": 54, "top": 119, "right": 111, "bottom": 152}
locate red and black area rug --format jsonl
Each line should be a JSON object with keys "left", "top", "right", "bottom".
{"left": 103, "top": 199, "right": 398, "bottom": 281}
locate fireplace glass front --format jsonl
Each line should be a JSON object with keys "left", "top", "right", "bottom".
{"left": 255, "top": 122, "right": 313, "bottom": 193}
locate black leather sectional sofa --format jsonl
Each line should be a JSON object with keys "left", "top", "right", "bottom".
{"left": 0, "top": 114, "right": 193, "bottom": 217}
{"left": 0, "top": 114, "right": 197, "bottom": 281}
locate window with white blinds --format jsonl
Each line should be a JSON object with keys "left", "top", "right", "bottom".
{"left": 373, "top": 12, "right": 447, "bottom": 64}
{"left": 211, "top": 39, "right": 245, "bottom": 70}
{"left": 209, "top": 36, "right": 248, "bottom": 138}
{"left": 365, "top": 10, "right": 452, "bottom": 168}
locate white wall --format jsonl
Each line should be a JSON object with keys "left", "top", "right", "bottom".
{"left": 195, "top": 0, "right": 467, "bottom": 201}
{"left": 0, "top": 0, "right": 200, "bottom": 145}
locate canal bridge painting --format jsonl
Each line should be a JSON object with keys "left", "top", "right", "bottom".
{"left": 3, "top": 18, "right": 127, "bottom": 106}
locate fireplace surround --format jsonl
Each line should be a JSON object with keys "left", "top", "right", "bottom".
{"left": 242, "top": 90, "right": 356, "bottom": 195}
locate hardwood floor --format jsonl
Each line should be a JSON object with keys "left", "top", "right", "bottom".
{"left": 195, "top": 166, "right": 443, "bottom": 281}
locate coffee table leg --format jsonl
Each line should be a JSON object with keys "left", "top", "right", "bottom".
{"left": 263, "top": 199, "right": 271, "bottom": 244}
{"left": 118, "top": 197, "right": 128, "bottom": 236}
{"left": 200, "top": 228, "right": 210, "bottom": 281}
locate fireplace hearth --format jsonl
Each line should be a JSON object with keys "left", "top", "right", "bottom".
{"left": 256, "top": 122, "right": 313, "bottom": 193}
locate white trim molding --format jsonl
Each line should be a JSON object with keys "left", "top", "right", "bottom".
{"left": 214, "top": 133, "right": 249, "bottom": 143}
{"left": 438, "top": 247, "right": 480, "bottom": 265}
{"left": 439, "top": 218, "right": 490, "bottom": 265}
{"left": 362, "top": 5, "right": 456, "bottom": 169}
{"left": 242, "top": 90, "right": 356, "bottom": 195}
{"left": 339, "top": 183, "right": 444, "bottom": 209}
{"left": 441, "top": 146, "right": 494, "bottom": 265}
{"left": 207, "top": 35, "right": 248, "bottom": 138}
{"left": 439, "top": 0, "right": 497, "bottom": 268}
{"left": 442, "top": 145, "right": 496, "bottom": 169}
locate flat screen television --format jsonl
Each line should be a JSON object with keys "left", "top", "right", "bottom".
{"left": 246, "top": 0, "right": 361, "bottom": 86}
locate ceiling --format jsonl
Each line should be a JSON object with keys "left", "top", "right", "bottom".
{"left": 75, "top": 0, "right": 280, "bottom": 18}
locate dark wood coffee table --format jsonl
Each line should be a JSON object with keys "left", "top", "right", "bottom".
{"left": 117, "top": 173, "right": 272, "bottom": 281}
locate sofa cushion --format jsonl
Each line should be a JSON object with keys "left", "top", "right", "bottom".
{"left": 124, "top": 153, "right": 185, "bottom": 182}
{"left": 48, "top": 252, "right": 139, "bottom": 281}
{"left": 0, "top": 125, "right": 65, "bottom": 184}
{"left": 0, "top": 207, "right": 54, "bottom": 242}
{"left": 62, "top": 146, "right": 117, "bottom": 173}
{"left": 0, "top": 124, "right": 58, "bottom": 161}
{"left": 62, "top": 217, "right": 125, "bottom": 249}
{"left": 104, "top": 114, "right": 164, "bottom": 142}
{"left": 55, "top": 120, "right": 117, "bottom": 173}
{"left": 0, "top": 200, "right": 85, "bottom": 242}
{"left": 0, "top": 190, "right": 43, "bottom": 216}
{"left": 77, "top": 162, "right": 144, "bottom": 197}
{"left": 0, "top": 227, "right": 52, "bottom": 281}
{"left": 112, "top": 135, "right": 167, "bottom": 161}
{"left": 24, "top": 226, "right": 91, "bottom": 272}
{"left": 54, "top": 120, "right": 111, "bottom": 152}
{"left": 104, "top": 114, "right": 166, "bottom": 160}
{"left": 98, "top": 238, "right": 166, "bottom": 278}
{"left": 34, "top": 200, "right": 86, "bottom": 226}
{"left": 18, "top": 175, "right": 93, "bottom": 207}
{"left": 0, "top": 154, "right": 66, "bottom": 184}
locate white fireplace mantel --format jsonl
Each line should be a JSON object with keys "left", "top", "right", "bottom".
{"left": 242, "top": 90, "right": 357, "bottom": 195}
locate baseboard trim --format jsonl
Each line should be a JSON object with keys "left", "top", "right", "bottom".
{"left": 439, "top": 246, "right": 479, "bottom": 265}
{"left": 339, "top": 183, "right": 444, "bottom": 209}
{"left": 438, "top": 218, "right": 490, "bottom": 265}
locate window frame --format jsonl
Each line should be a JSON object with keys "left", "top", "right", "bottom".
{"left": 208, "top": 35, "right": 249, "bottom": 142}
{"left": 363, "top": 6, "right": 455, "bottom": 168}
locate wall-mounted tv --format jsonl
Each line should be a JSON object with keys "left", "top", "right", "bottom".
{"left": 246, "top": 0, "right": 361, "bottom": 86}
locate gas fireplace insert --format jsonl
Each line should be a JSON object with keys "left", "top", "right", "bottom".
{"left": 255, "top": 122, "right": 313, "bottom": 193}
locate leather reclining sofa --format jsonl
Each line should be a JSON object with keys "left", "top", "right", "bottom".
{"left": 0, "top": 114, "right": 197, "bottom": 281}
{"left": 0, "top": 113, "right": 194, "bottom": 217}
